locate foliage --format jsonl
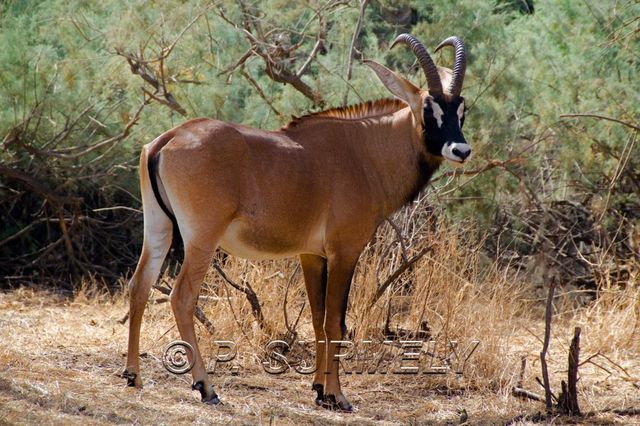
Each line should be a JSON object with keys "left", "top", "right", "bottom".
{"left": 0, "top": 0, "right": 637, "bottom": 288}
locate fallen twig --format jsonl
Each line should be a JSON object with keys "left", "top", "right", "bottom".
{"left": 512, "top": 386, "right": 545, "bottom": 402}
{"left": 604, "top": 407, "right": 640, "bottom": 416}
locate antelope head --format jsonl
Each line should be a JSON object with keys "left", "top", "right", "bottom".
{"left": 364, "top": 34, "right": 471, "bottom": 165}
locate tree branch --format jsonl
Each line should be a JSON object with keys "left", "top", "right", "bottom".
{"left": 215, "top": 3, "right": 325, "bottom": 107}
{"left": 152, "top": 284, "right": 215, "bottom": 334}
{"left": 117, "top": 49, "right": 187, "bottom": 116}
{"left": 212, "top": 261, "right": 265, "bottom": 330}
{"left": 296, "top": 15, "right": 327, "bottom": 77}
{"left": 239, "top": 68, "right": 283, "bottom": 117}
{"left": 369, "top": 245, "right": 433, "bottom": 308}
{"left": 342, "top": 0, "right": 369, "bottom": 105}
{"left": 0, "top": 165, "right": 83, "bottom": 205}
{"left": 560, "top": 113, "right": 640, "bottom": 132}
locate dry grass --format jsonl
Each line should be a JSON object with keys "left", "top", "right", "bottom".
{"left": 1, "top": 215, "right": 639, "bottom": 425}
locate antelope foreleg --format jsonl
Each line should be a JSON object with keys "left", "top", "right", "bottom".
{"left": 300, "top": 254, "right": 328, "bottom": 405}
{"left": 322, "top": 251, "right": 358, "bottom": 412}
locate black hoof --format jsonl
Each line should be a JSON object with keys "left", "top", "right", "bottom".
{"left": 203, "top": 393, "right": 221, "bottom": 405}
{"left": 322, "top": 394, "right": 353, "bottom": 412}
{"left": 312, "top": 383, "right": 324, "bottom": 406}
{"left": 192, "top": 381, "right": 221, "bottom": 405}
{"left": 122, "top": 370, "right": 137, "bottom": 387}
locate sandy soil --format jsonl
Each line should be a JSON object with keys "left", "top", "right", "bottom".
{"left": 0, "top": 287, "right": 638, "bottom": 425}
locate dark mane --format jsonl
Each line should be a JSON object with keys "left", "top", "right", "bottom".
{"left": 282, "top": 98, "right": 407, "bottom": 129}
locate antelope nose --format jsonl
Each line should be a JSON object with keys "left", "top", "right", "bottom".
{"left": 452, "top": 144, "right": 471, "bottom": 161}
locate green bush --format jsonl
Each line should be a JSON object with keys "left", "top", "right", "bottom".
{"left": 0, "top": 0, "right": 637, "bottom": 288}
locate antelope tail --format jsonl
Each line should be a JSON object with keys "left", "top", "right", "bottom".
{"left": 141, "top": 133, "right": 182, "bottom": 250}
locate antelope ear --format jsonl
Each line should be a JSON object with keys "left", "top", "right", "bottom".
{"left": 363, "top": 59, "right": 423, "bottom": 125}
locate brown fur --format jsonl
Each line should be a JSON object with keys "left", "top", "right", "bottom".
{"left": 123, "top": 65, "right": 460, "bottom": 411}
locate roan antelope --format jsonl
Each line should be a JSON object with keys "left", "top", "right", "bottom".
{"left": 123, "top": 33, "right": 471, "bottom": 412}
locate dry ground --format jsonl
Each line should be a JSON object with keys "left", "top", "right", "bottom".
{"left": 0, "top": 278, "right": 638, "bottom": 425}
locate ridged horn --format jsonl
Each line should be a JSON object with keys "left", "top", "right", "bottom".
{"left": 434, "top": 36, "right": 467, "bottom": 97}
{"left": 390, "top": 33, "right": 443, "bottom": 97}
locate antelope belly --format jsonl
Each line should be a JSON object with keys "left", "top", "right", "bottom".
{"left": 218, "top": 221, "right": 299, "bottom": 260}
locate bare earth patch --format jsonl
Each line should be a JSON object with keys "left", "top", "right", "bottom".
{"left": 0, "top": 285, "right": 638, "bottom": 425}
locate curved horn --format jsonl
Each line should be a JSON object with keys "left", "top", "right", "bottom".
{"left": 434, "top": 36, "right": 467, "bottom": 97}
{"left": 391, "top": 33, "right": 443, "bottom": 97}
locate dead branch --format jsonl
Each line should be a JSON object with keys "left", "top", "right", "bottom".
{"left": 114, "top": 8, "right": 205, "bottom": 115}
{"left": 117, "top": 49, "right": 187, "bottom": 116}
{"left": 215, "top": 2, "right": 327, "bottom": 106}
{"left": 239, "top": 68, "right": 283, "bottom": 117}
{"left": 440, "top": 138, "right": 542, "bottom": 182}
{"left": 0, "top": 218, "right": 53, "bottom": 247}
{"left": 283, "top": 264, "right": 302, "bottom": 336}
{"left": 512, "top": 386, "right": 545, "bottom": 402}
{"left": 296, "top": 26, "right": 325, "bottom": 77}
{"left": 535, "top": 376, "right": 558, "bottom": 403}
{"left": 194, "top": 304, "right": 216, "bottom": 335}
{"left": 58, "top": 208, "right": 76, "bottom": 269}
{"left": 558, "top": 327, "right": 581, "bottom": 415}
{"left": 48, "top": 99, "right": 147, "bottom": 160}
{"left": 0, "top": 165, "right": 83, "bottom": 206}
{"left": 596, "top": 352, "right": 633, "bottom": 378}
{"left": 517, "top": 355, "right": 527, "bottom": 387}
{"left": 152, "top": 284, "right": 215, "bottom": 335}
{"left": 158, "top": 12, "right": 205, "bottom": 61}
{"left": 369, "top": 245, "right": 433, "bottom": 308}
{"left": 560, "top": 113, "right": 640, "bottom": 132}
{"left": 212, "top": 261, "right": 265, "bottom": 330}
{"left": 386, "top": 218, "right": 409, "bottom": 262}
{"left": 117, "top": 294, "right": 225, "bottom": 326}
{"left": 263, "top": 57, "right": 322, "bottom": 105}
{"left": 217, "top": 49, "right": 253, "bottom": 77}
{"left": 342, "top": 0, "right": 369, "bottom": 105}
{"left": 603, "top": 407, "right": 640, "bottom": 416}
{"left": 1, "top": 53, "right": 149, "bottom": 287}
{"left": 540, "top": 278, "right": 556, "bottom": 412}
